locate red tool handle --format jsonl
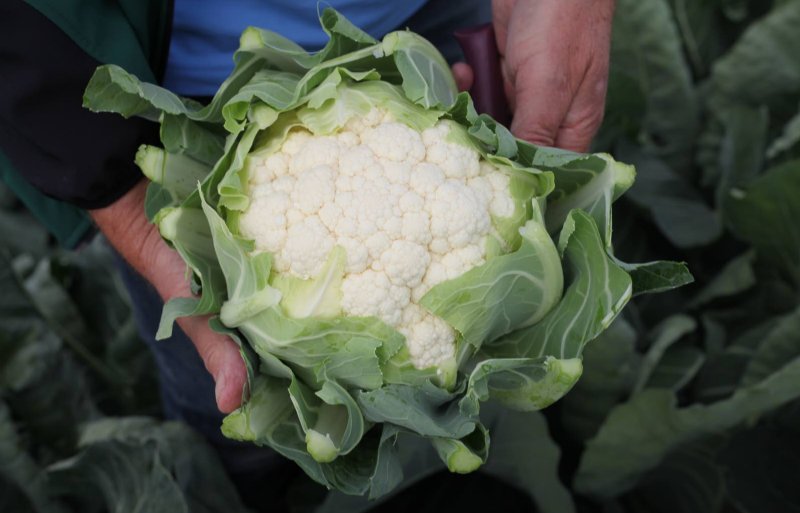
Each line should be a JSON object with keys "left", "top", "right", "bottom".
{"left": 453, "top": 23, "right": 511, "bottom": 126}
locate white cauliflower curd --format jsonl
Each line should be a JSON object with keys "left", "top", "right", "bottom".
{"left": 239, "top": 109, "right": 516, "bottom": 370}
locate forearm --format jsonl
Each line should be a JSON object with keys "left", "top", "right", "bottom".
{"left": 88, "top": 179, "right": 189, "bottom": 301}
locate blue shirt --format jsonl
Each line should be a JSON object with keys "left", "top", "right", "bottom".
{"left": 162, "top": 0, "right": 428, "bottom": 96}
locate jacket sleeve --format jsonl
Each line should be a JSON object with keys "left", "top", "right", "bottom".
{"left": 0, "top": 0, "right": 161, "bottom": 209}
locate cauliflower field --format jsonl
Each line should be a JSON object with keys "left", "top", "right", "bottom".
{"left": 239, "top": 110, "right": 516, "bottom": 369}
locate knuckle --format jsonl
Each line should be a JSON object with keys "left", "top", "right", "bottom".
{"left": 563, "top": 103, "right": 605, "bottom": 136}
{"left": 514, "top": 125, "right": 557, "bottom": 147}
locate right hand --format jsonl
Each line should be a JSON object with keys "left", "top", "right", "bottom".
{"left": 90, "top": 180, "right": 247, "bottom": 413}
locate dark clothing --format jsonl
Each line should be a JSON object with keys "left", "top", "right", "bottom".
{"left": 0, "top": 1, "right": 161, "bottom": 209}
{"left": 0, "top": 0, "right": 489, "bottom": 211}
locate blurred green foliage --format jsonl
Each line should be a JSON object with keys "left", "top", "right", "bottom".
{"left": 2, "top": 1, "right": 799, "bottom": 512}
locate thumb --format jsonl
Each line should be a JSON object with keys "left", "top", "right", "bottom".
{"left": 141, "top": 227, "right": 247, "bottom": 414}
{"left": 177, "top": 314, "right": 247, "bottom": 413}
{"left": 211, "top": 339, "right": 248, "bottom": 414}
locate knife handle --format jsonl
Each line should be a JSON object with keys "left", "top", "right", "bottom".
{"left": 454, "top": 23, "right": 511, "bottom": 125}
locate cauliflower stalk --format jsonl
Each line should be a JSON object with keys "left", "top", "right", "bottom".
{"left": 82, "top": 7, "right": 685, "bottom": 500}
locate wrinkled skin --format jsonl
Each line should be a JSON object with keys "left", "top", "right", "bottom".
{"left": 91, "top": 181, "right": 247, "bottom": 413}
{"left": 453, "top": 0, "right": 615, "bottom": 152}
{"left": 98, "top": 0, "right": 616, "bottom": 413}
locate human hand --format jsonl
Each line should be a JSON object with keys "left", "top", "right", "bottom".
{"left": 90, "top": 180, "right": 246, "bottom": 413}
{"left": 453, "top": 0, "right": 615, "bottom": 152}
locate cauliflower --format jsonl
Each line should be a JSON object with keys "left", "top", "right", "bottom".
{"left": 87, "top": 8, "right": 654, "bottom": 494}
{"left": 239, "top": 110, "right": 517, "bottom": 370}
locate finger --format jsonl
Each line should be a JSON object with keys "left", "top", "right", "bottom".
{"left": 553, "top": 28, "right": 612, "bottom": 153}
{"left": 508, "top": 52, "right": 574, "bottom": 147}
{"left": 451, "top": 62, "right": 474, "bottom": 92}
{"left": 500, "top": 58, "right": 516, "bottom": 112}
{"left": 156, "top": 248, "right": 247, "bottom": 413}
{"left": 212, "top": 340, "right": 248, "bottom": 414}
{"left": 553, "top": 63, "right": 609, "bottom": 153}
{"left": 178, "top": 314, "right": 247, "bottom": 413}
{"left": 491, "top": 0, "right": 514, "bottom": 55}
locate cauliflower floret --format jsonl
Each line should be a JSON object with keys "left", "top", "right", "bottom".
{"left": 281, "top": 130, "right": 313, "bottom": 155}
{"left": 290, "top": 136, "right": 340, "bottom": 174}
{"left": 383, "top": 161, "right": 411, "bottom": 185}
{"left": 272, "top": 175, "right": 296, "bottom": 194}
{"left": 279, "top": 216, "right": 334, "bottom": 278}
{"left": 335, "top": 175, "right": 353, "bottom": 193}
{"left": 344, "top": 108, "right": 383, "bottom": 134}
{"left": 362, "top": 122, "right": 425, "bottom": 163}
{"left": 428, "top": 180, "right": 491, "bottom": 252}
{"left": 285, "top": 207, "right": 305, "bottom": 227}
{"left": 380, "top": 240, "right": 430, "bottom": 288}
{"left": 365, "top": 232, "right": 391, "bottom": 266}
{"left": 402, "top": 211, "right": 431, "bottom": 245}
{"left": 414, "top": 260, "right": 449, "bottom": 302}
{"left": 265, "top": 152, "right": 290, "bottom": 178}
{"left": 409, "top": 163, "right": 445, "bottom": 196}
{"left": 398, "top": 304, "right": 455, "bottom": 368}
{"left": 239, "top": 187, "right": 290, "bottom": 253}
{"left": 398, "top": 191, "right": 424, "bottom": 213}
{"left": 337, "top": 237, "right": 369, "bottom": 274}
{"left": 291, "top": 165, "right": 336, "bottom": 215}
{"left": 339, "top": 146, "right": 377, "bottom": 177}
{"left": 351, "top": 177, "right": 396, "bottom": 239}
{"left": 337, "top": 131, "right": 359, "bottom": 148}
{"left": 411, "top": 283, "right": 429, "bottom": 303}
{"left": 341, "top": 270, "right": 408, "bottom": 326}
{"left": 423, "top": 123, "right": 480, "bottom": 178}
{"left": 318, "top": 202, "right": 341, "bottom": 232}
{"left": 382, "top": 216, "right": 403, "bottom": 239}
{"left": 247, "top": 161, "right": 275, "bottom": 186}
{"left": 390, "top": 285, "right": 411, "bottom": 312}
{"left": 483, "top": 167, "right": 516, "bottom": 218}
{"left": 438, "top": 245, "right": 485, "bottom": 280}
{"left": 388, "top": 184, "right": 407, "bottom": 206}
{"left": 467, "top": 175, "right": 493, "bottom": 206}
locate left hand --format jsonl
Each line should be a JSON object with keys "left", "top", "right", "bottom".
{"left": 453, "top": 0, "right": 615, "bottom": 153}
{"left": 90, "top": 180, "right": 247, "bottom": 414}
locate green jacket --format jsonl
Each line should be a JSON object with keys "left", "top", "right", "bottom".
{"left": 0, "top": 0, "right": 171, "bottom": 247}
